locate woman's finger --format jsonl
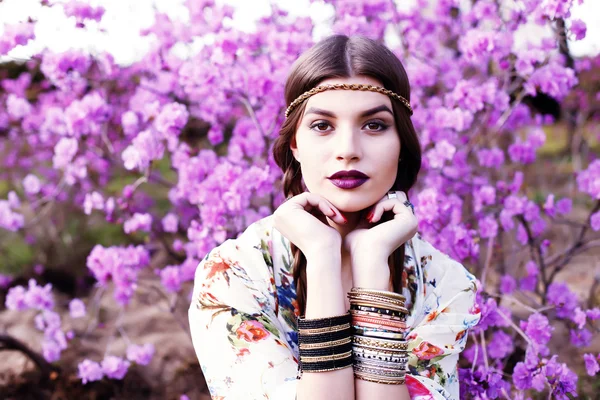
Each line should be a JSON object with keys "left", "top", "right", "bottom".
{"left": 295, "top": 192, "right": 346, "bottom": 225}
{"left": 368, "top": 197, "right": 413, "bottom": 223}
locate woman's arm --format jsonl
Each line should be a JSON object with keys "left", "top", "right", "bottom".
{"left": 189, "top": 243, "right": 299, "bottom": 399}
{"left": 351, "top": 260, "right": 410, "bottom": 400}
{"left": 297, "top": 252, "right": 355, "bottom": 400}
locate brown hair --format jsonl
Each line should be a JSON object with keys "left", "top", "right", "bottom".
{"left": 272, "top": 35, "right": 422, "bottom": 316}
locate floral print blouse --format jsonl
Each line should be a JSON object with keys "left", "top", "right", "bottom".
{"left": 188, "top": 215, "right": 481, "bottom": 399}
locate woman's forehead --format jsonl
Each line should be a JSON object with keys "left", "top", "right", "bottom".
{"left": 303, "top": 89, "right": 393, "bottom": 117}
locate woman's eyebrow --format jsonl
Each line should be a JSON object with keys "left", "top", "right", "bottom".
{"left": 304, "top": 105, "right": 393, "bottom": 118}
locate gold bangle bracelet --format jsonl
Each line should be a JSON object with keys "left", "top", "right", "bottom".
{"left": 352, "top": 336, "right": 410, "bottom": 350}
{"left": 354, "top": 372, "right": 406, "bottom": 385}
{"left": 350, "top": 288, "right": 406, "bottom": 301}
{"left": 299, "top": 323, "right": 351, "bottom": 335}
{"left": 353, "top": 341, "right": 409, "bottom": 355}
{"left": 301, "top": 350, "right": 353, "bottom": 362}
{"left": 348, "top": 294, "right": 407, "bottom": 308}
{"left": 299, "top": 337, "right": 351, "bottom": 350}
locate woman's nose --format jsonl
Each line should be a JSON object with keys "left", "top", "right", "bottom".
{"left": 335, "top": 128, "right": 361, "bottom": 161}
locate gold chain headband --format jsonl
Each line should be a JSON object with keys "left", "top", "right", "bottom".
{"left": 284, "top": 83, "right": 413, "bottom": 118}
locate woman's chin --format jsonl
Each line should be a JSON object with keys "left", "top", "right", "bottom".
{"left": 329, "top": 199, "right": 377, "bottom": 214}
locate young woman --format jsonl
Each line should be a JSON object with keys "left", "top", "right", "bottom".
{"left": 189, "top": 35, "right": 481, "bottom": 400}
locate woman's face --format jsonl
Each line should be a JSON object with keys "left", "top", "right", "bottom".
{"left": 291, "top": 76, "right": 401, "bottom": 213}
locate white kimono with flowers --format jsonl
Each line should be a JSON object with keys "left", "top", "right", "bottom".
{"left": 189, "top": 215, "right": 481, "bottom": 399}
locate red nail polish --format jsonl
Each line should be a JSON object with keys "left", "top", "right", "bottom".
{"left": 366, "top": 211, "right": 373, "bottom": 222}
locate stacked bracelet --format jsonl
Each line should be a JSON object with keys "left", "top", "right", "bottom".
{"left": 296, "top": 312, "right": 353, "bottom": 377}
{"left": 348, "top": 288, "right": 410, "bottom": 385}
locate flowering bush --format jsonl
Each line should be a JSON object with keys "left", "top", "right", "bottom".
{"left": 1, "top": 0, "right": 599, "bottom": 398}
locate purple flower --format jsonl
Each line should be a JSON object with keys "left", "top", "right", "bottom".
{"left": 63, "top": 1, "right": 105, "bottom": 24}
{"left": 547, "top": 282, "right": 578, "bottom": 318}
{"left": 586, "top": 308, "right": 600, "bottom": 320}
{"left": 23, "top": 174, "right": 42, "bottom": 195}
{"left": 121, "top": 111, "right": 139, "bottom": 137}
{"left": 123, "top": 213, "right": 153, "bottom": 234}
{"left": 570, "top": 19, "right": 586, "bottom": 40}
{"left": 488, "top": 330, "right": 513, "bottom": 359}
{"left": 154, "top": 102, "right": 189, "bottom": 137}
{"left": 476, "top": 148, "right": 504, "bottom": 168}
{"left": 83, "top": 191, "right": 105, "bottom": 215}
{"left": 162, "top": 213, "right": 179, "bottom": 233}
{"left": 40, "top": 50, "right": 91, "bottom": 92}
{"left": 478, "top": 215, "right": 498, "bottom": 239}
{"left": 0, "top": 204, "right": 25, "bottom": 232}
{"left": 571, "top": 307, "right": 586, "bottom": 329}
{"left": 0, "top": 274, "right": 12, "bottom": 289}
{"left": 5, "top": 285, "right": 28, "bottom": 310}
{"left": 0, "top": 22, "right": 35, "bottom": 55}
{"left": 458, "top": 28, "right": 510, "bottom": 64}
{"left": 159, "top": 266, "right": 181, "bottom": 293}
{"left": 24, "top": 279, "right": 54, "bottom": 311}
{"left": 69, "top": 299, "right": 86, "bottom": 318}
{"left": 584, "top": 354, "right": 599, "bottom": 376}
{"left": 121, "top": 130, "right": 165, "bottom": 171}
{"left": 42, "top": 340, "right": 62, "bottom": 362}
{"left": 52, "top": 137, "right": 79, "bottom": 170}
{"left": 590, "top": 211, "right": 600, "bottom": 231}
{"left": 520, "top": 313, "right": 553, "bottom": 351}
{"left": 524, "top": 63, "right": 578, "bottom": 100}
{"left": 577, "top": 159, "right": 600, "bottom": 199}
{"left": 555, "top": 198, "right": 572, "bottom": 215}
{"left": 512, "top": 362, "right": 532, "bottom": 390}
{"left": 101, "top": 356, "right": 130, "bottom": 380}
{"left": 6, "top": 94, "right": 32, "bottom": 120}
{"left": 570, "top": 328, "right": 592, "bottom": 348}
{"left": 78, "top": 359, "right": 104, "bottom": 384}
{"left": 499, "top": 275, "right": 516, "bottom": 295}
{"left": 126, "top": 343, "right": 155, "bottom": 366}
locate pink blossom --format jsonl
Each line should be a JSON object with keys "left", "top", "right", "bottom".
{"left": 23, "top": 174, "right": 42, "bottom": 195}
{"left": 590, "top": 211, "right": 600, "bottom": 231}
{"left": 101, "top": 356, "right": 130, "bottom": 380}
{"left": 162, "top": 213, "right": 179, "bottom": 233}
{"left": 570, "top": 19, "right": 587, "bottom": 40}
{"left": 126, "top": 343, "right": 155, "bottom": 366}
{"left": 69, "top": 299, "right": 86, "bottom": 318}
{"left": 78, "top": 359, "right": 103, "bottom": 384}
{"left": 123, "top": 213, "right": 153, "bottom": 234}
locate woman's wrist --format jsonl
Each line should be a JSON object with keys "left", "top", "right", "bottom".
{"left": 352, "top": 257, "right": 391, "bottom": 291}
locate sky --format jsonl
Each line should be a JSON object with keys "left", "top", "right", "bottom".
{"left": 0, "top": 0, "right": 599, "bottom": 65}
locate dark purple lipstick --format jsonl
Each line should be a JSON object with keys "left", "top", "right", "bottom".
{"left": 327, "top": 170, "right": 370, "bottom": 189}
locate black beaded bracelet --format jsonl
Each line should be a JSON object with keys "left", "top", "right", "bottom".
{"left": 300, "top": 355, "right": 353, "bottom": 372}
{"left": 300, "top": 341, "right": 353, "bottom": 357}
{"left": 298, "top": 327, "right": 352, "bottom": 344}
{"left": 297, "top": 312, "right": 351, "bottom": 330}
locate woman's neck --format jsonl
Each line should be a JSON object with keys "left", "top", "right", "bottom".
{"left": 326, "top": 210, "right": 365, "bottom": 240}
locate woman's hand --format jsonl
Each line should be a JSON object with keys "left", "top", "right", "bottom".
{"left": 273, "top": 192, "right": 347, "bottom": 261}
{"left": 344, "top": 191, "right": 418, "bottom": 287}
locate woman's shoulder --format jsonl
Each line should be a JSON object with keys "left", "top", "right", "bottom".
{"left": 411, "top": 233, "right": 478, "bottom": 289}
{"left": 194, "top": 215, "right": 277, "bottom": 285}
{"left": 191, "top": 215, "right": 278, "bottom": 314}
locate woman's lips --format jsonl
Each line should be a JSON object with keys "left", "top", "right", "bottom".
{"left": 328, "top": 178, "right": 369, "bottom": 189}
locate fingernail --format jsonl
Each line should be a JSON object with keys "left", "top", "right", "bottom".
{"left": 366, "top": 210, "right": 373, "bottom": 221}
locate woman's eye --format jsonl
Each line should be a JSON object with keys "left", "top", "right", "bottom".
{"left": 365, "top": 121, "right": 388, "bottom": 131}
{"left": 310, "top": 122, "right": 331, "bottom": 132}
